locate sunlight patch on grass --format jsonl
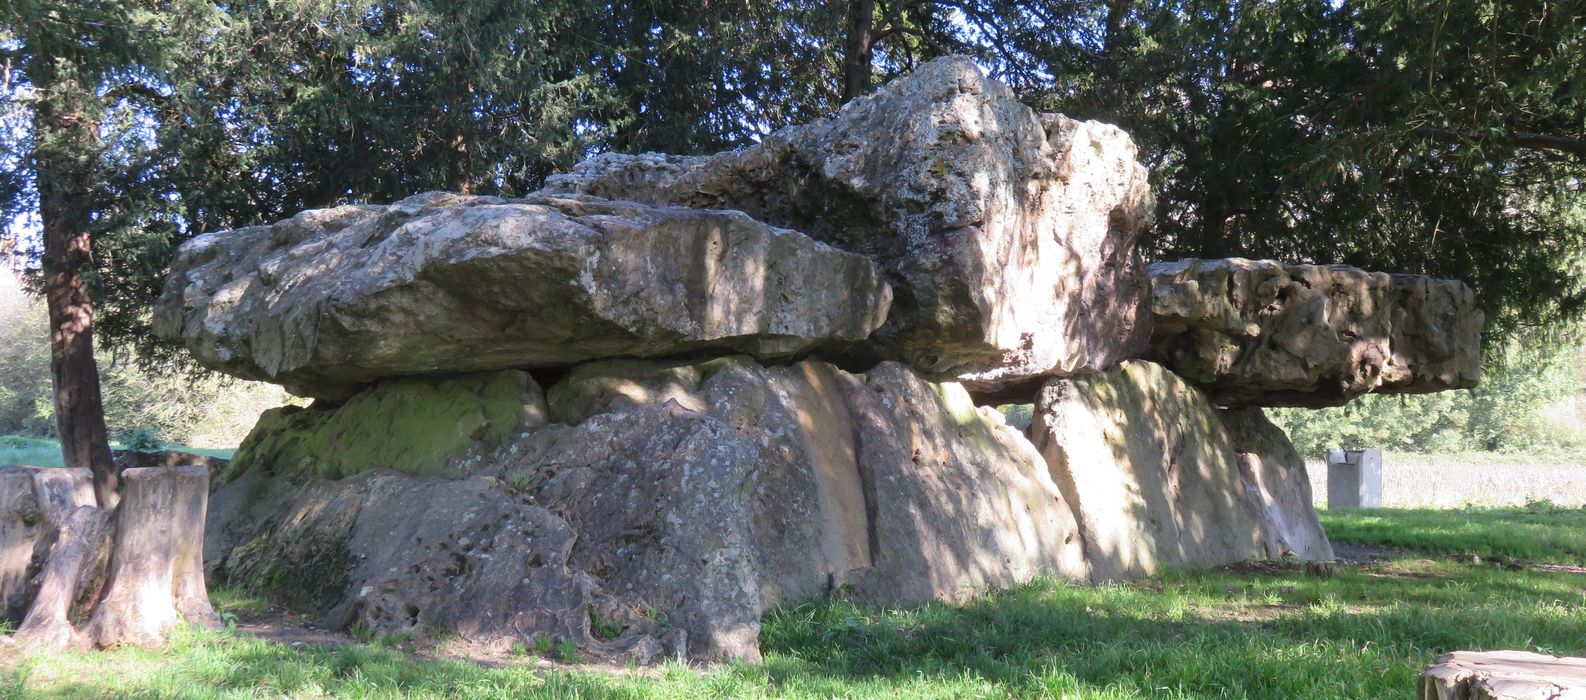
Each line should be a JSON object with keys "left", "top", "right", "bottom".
{"left": 1321, "top": 504, "right": 1586, "bottom": 564}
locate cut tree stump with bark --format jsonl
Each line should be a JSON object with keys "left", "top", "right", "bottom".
{"left": 0, "top": 467, "right": 94, "bottom": 622}
{"left": 1419, "top": 650, "right": 1586, "bottom": 700}
{"left": 0, "top": 465, "right": 218, "bottom": 650}
{"left": 86, "top": 466, "right": 220, "bottom": 647}
{"left": 15, "top": 506, "right": 112, "bottom": 649}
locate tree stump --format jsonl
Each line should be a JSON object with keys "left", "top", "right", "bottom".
{"left": 0, "top": 467, "right": 95, "bottom": 622}
{"left": 15, "top": 506, "right": 112, "bottom": 649}
{"left": 86, "top": 466, "right": 219, "bottom": 647}
{"left": 1419, "top": 650, "right": 1586, "bottom": 700}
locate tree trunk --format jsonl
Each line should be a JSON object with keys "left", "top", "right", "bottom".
{"left": 86, "top": 467, "right": 219, "bottom": 648}
{"left": 34, "top": 82, "right": 119, "bottom": 511}
{"left": 1101, "top": 0, "right": 1133, "bottom": 109}
{"left": 841, "top": 0, "right": 876, "bottom": 104}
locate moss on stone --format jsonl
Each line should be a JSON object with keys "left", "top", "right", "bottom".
{"left": 226, "top": 370, "right": 544, "bottom": 481}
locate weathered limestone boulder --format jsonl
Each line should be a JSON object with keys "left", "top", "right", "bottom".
{"left": 1148, "top": 258, "right": 1483, "bottom": 407}
{"left": 154, "top": 192, "right": 891, "bottom": 399}
{"left": 545, "top": 357, "right": 1090, "bottom": 605}
{"left": 1419, "top": 650, "right": 1586, "bottom": 700}
{"left": 221, "top": 370, "right": 547, "bottom": 482}
{"left": 1030, "top": 361, "right": 1331, "bottom": 581}
{"left": 545, "top": 56, "right": 1155, "bottom": 395}
{"left": 1221, "top": 408, "right": 1334, "bottom": 561}
{"left": 206, "top": 356, "right": 1088, "bottom": 662}
{"left": 112, "top": 449, "right": 230, "bottom": 474}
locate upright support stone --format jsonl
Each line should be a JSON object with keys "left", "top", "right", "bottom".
{"left": 1326, "top": 448, "right": 1382, "bottom": 509}
{"left": 86, "top": 466, "right": 219, "bottom": 648}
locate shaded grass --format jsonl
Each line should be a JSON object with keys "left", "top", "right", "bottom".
{"left": 1321, "top": 504, "right": 1586, "bottom": 564}
{"left": 5, "top": 557, "right": 1585, "bottom": 699}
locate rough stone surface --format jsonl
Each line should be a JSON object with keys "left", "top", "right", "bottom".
{"left": 545, "top": 56, "right": 1155, "bottom": 394}
{"left": 1148, "top": 258, "right": 1483, "bottom": 407}
{"left": 206, "top": 355, "right": 1088, "bottom": 662}
{"left": 1220, "top": 408, "right": 1334, "bottom": 561}
{"left": 545, "top": 357, "right": 1091, "bottom": 604}
{"left": 1419, "top": 650, "right": 1586, "bottom": 700}
{"left": 154, "top": 192, "right": 891, "bottom": 399}
{"left": 1030, "top": 361, "right": 1331, "bottom": 581}
{"left": 112, "top": 449, "right": 231, "bottom": 475}
{"left": 223, "top": 370, "right": 547, "bottom": 482}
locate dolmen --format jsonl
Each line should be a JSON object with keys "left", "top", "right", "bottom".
{"left": 150, "top": 56, "right": 1484, "bottom": 663}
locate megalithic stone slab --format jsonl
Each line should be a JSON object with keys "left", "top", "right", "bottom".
{"left": 204, "top": 356, "right": 1090, "bottom": 663}
{"left": 1147, "top": 258, "right": 1483, "bottom": 407}
{"left": 154, "top": 192, "right": 891, "bottom": 399}
{"left": 1030, "top": 361, "right": 1333, "bottom": 582}
{"left": 544, "top": 56, "right": 1155, "bottom": 396}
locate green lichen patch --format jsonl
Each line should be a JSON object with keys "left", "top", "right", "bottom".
{"left": 226, "top": 370, "right": 544, "bottom": 481}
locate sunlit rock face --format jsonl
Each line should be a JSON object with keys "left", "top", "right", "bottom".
{"left": 205, "top": 356, "right": 1089, "bottom": 663}
{"left": 1030, "top": 361, "right": 1331, "bottom": 582}
{"left": 153, "top": 192, "right": 890, "bottom": 400}
{"left": 1146, "top": 258, "right": 1483, "bottom": 408}
{"left": 1219, "top": 407, "right": 1334, "bottom": 562}
{"left": 545, "top": 56, "right": 1155, "bottom": 395}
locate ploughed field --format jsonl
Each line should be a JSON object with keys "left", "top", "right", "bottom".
{"left": 5, "top": 505, "right": 1584, "bottom": 699}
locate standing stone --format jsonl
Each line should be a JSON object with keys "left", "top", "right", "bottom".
{"left": 205, "top": 355, "right": 1090, "bottom": 662}
{"left": 546, "top": 56, "right": 1155, "bottom": 395}
{"left": 1031, "top": 361, "right": 1332, "bottom": 581}
{"left": 1221, "top": 408, "right": 1334, "bottom": 561}
{"left": 154, "top": 192, "right": 891, "bottom": 399}
{"left": 1148, "top": 258, "right": 1483, "bottom": 407}
{"left": 551, "top": 356, "right": 1091, "bottom": 604}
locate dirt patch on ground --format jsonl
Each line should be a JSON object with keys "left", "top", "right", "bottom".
{"left": 1330, "top": 542, "right": 1412, "bottom": 564}
{"left": 227, "top": 604, "right": 351, "bottom": 648}
{"left": 1531, "top": 563, "right": 1586, "bottom": 575}
{"left": 222, "top": 602, "right": 670, "bottom": 676}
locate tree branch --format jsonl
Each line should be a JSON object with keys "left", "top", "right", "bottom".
{"left": 1414, "top": 127, "right": 1586, "bottom": 158}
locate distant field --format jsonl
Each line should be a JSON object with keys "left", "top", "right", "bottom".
{"left": 0, "top": 436, "right": 236, "bottom": 467}
{"left": 1306, "top": 452, "right": 1586, "bottom": 508}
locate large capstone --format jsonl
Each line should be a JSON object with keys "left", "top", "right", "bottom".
{"left": 1030, "top": 360, "right": 1331, "bottom": 581}
{"left": 1147, "top": 258, "right": 1483, "bottom": 407}
{"left": 154, "top": 192, "right": 891, "bottom": 399}
{"left": 545, "top": 56, "right": 1154, "bottom": 395}
{"left": 206, "top": 356, "right": 1089, "bottom": 662}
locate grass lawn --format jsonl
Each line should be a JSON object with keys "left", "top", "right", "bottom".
{"left": 5, "top": 505, "right": 1586, "bottom": 698}
{"left": 1321, "top": 504, "right": 1586, "bottom": 565}
{"left": 0, "top": 436, "right": 236, "bottom": 467}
